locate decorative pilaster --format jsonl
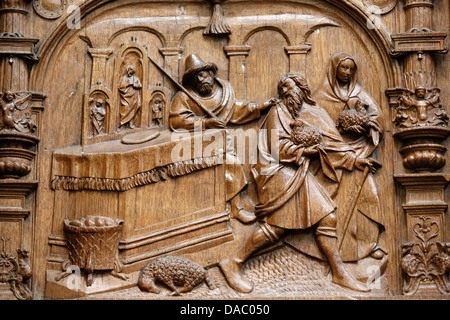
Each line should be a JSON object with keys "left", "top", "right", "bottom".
{"left": 0, "top": 0, "right": 42, "bottom": 180}
{"left": 159, "top": 47, "right": 184, "bottom": 78}
{"left": 88, "top": 48, "right": 113, "bottom": 87}
{"left": 284, "top": 44, "right": 311, "bottom": 75}
{"left": 388, "top": 0, "right": 449, "bottom": 296}
{"left": 224, "top": 45, "right": 250, "bottom": 100}
{"left": 0, "top": 0, "right": 42, "bottom": 300}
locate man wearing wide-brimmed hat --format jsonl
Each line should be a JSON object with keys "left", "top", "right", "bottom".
{"left": 170, "top": 53, "right": 277, "bottom": 224}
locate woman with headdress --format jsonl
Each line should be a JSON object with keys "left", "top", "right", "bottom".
{"left": 312, "top": 52, "right": 386, "bottom": 262}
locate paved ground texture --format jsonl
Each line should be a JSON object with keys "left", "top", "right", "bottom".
{"left": 87, "top": 245, "right": 388, "bottom": 300}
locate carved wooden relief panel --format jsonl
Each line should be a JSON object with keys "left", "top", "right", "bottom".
{"left": 0, "top": 0, "right": 448, "bottom": 302}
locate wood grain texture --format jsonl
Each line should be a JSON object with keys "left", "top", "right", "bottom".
{"left": 0, "top": 0, "right": 447, "bottom": 300}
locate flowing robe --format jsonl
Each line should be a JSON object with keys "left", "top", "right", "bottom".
{"left": 252, "top": 102, "right": 357, "bottom": 230}
{"left": 170, "top": 78, "right": 261, "bottom": 201}
{"left": 313, "top": 52, "right": 385, "bottom": 261}
{"left": 119, "top": 73, "right": 142, "bottom": 127}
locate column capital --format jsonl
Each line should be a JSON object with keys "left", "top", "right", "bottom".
{"left": 284, "top": 44, "right": 311, "bottom": 55}
{"left": 159, "top": 47, "right": 184, "bottom": 56}
{"left": 88, "top": 48, "right": 114, "bottom": 59}
{"left": 224, "top": 45, "right": 250, "bottom": 56}
{"left": 403, "top": 0, "right": 434, "bottom": 10}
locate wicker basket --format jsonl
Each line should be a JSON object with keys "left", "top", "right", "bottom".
{"left": 63, "top": 217, "right": 123, "bottom": 271}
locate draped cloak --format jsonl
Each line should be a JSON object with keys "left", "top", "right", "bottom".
{"left": 119, "top": 73, "right": 142, "bottom": 127}
{"left": 169, "top": 78, "right": 261, "bottom": 201}
{"left": 313, "top": 52, "right": 385, "bottom": 261}
{"left": 252, "top": 102, "right": 357, "bottom": 231}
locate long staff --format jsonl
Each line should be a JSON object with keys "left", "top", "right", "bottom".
{"left": 338, "top": 159, "right": 381, "bottom": 251}
{"left": 148, "top": 54, "right": 220, "bottom": 121}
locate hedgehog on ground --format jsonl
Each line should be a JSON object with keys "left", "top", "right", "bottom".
{"left": 137, "top": 256, "right": 216, "bottom": 296}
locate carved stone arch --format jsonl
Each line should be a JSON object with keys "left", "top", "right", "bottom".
{"left": 107, "top": 26, "right": 167, "bottom": 49}
{"left": 243, "top": 26, "right": 290, "bottom": 102}
{"left": 243, "top": 26, "right": 292, "bottom": 47}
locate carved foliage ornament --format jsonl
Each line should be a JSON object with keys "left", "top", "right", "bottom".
{"left": 0, "top": 238, "right": 32, "bottom": 300}
{"left": 401, "top": 217, "right": 450, "bottom": 295}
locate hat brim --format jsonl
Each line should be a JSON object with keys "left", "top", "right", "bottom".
{"left": 182, "top": 63, "right": 218, "bottom": 86}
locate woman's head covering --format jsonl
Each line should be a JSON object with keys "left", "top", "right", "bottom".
{"left": 326, "top": 52, "right": 358, "bottom": 102}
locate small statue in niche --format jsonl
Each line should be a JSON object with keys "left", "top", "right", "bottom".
{"left": 170, "top": 53, "right": 277, "bottom": 224}
{"left": 219, "top": 73, "right": 374, "bottom": 294}
{"left": 89, "top": 97, "right": 107, "bottom": 135}
{"left": 150, "top": 92, "right": 164, "bottom": 127}
{"left": 395, "top": 86, "right": 448, "bottom": 127}
{"left": 0, "top": 91, "right": 36, "bottom": 133}
{"left": 313, "top": 52, "right": 386, "bottom": 263}
{"left": 138, "top": 256, "right": 216, "bottom": 296}
{"left": 118, "top": 64, "right": 142, "bottom": 131}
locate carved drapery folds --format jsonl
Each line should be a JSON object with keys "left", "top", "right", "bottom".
{"left": 388, "top": 0, "right": 449, "bottom": 295}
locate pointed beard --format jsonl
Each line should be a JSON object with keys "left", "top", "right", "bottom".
{"left": 283, "top": 88, "right": 304, "bottom": 118}
{"left": 196, "top": 78, "right": 215, "bottom": 95}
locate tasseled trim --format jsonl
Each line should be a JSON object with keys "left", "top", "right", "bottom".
{"left": 204, "top": 3, "right": 232, "bottom": 36}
